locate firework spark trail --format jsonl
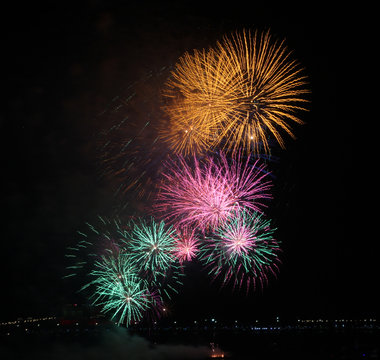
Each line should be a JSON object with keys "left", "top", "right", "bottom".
{"left": 163, "top": 29, "right": 309, "bottom": 155}
{"left": 156, "top": 152, "right": 272, "bottom": 232}
{"left": 200, "top": 209, "right": 281, "bottom": 291}
{"left": 64, "top": 216, "right": 129, "bottom": 280}
{"left": 217, "top": 151, "right": 273, "bottom": 212}
{"left": 97, "top": 68, "right": 173, "bottom": 210}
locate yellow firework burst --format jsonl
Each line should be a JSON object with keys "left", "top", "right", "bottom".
{"left": 162, "top": 29, "right": 309, "bottom": 155}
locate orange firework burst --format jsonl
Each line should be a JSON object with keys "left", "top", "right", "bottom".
{"left": 160, "top": 48, "right": 225, "bottom": 155}
{"left": 162, "top": 29, "right": 309, "bottom": 155}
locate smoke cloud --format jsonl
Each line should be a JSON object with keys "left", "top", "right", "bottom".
{"left": 1, "top": 327, "right": 210, "bottom": 360}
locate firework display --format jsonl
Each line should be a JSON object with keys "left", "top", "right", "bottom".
{"left": 156, "top": 152, "right": 272, "bottom": 231}
{"left": 163, "top": 29, "right": 308, "bottom": 155}
{"left": 66, "top": 28, "right": 309, "bottom": 326}
{"left": 200, "top": 209, "right": 280, "bottom": 291}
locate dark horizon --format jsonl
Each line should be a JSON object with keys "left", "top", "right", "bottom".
{"left": 3, "top": 1, "right": 370, "bottom": 325}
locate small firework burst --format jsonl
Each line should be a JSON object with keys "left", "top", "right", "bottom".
{"left": 172, "top": 226, "right": 200, "bottom": 264}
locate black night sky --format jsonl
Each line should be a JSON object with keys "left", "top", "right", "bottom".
{"left": 3, "top": 1, "right": 371, "bottom": 324}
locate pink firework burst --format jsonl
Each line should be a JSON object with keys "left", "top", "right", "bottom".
{"left": 155, "top": 152, "right": 272, "bottom": 232}
{"left": 172, "top": 227, "right": 199, "bottom": 264}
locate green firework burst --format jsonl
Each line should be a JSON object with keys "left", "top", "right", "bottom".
{"left": 82, "top": 253, "right": 154, "bottom": 326}
{"left": 200, "top": 209, "right": 281, "bottom": 291}
{"left": 127, "top": 218, "right": 184, "bottom": 298}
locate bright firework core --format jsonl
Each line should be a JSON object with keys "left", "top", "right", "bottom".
{"left": 224, "top": 225, "right": 254, "bottom": 256}
{"left": 129, "top": 218, "right": 177, "bottom": 274}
